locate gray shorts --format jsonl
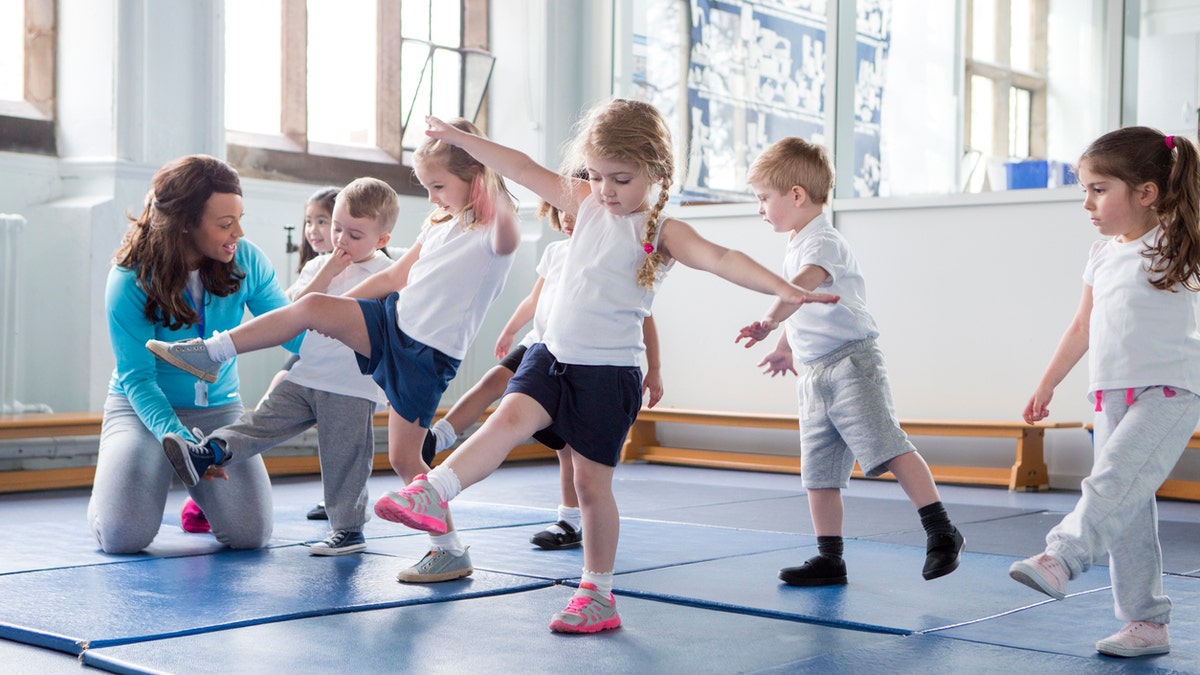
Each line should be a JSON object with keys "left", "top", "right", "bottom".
{"left": 797, "top": 338, "right": 915, "bottom": 489}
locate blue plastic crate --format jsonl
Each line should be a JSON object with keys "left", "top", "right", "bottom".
{"left": 1005, "top": 160, "right": 1049, "bottom": 189}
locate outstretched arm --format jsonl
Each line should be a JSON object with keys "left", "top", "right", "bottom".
{"left": 344, "top": 244, "right": 421, "bottom": 299}
{"left": 1024, "top": 284, "right": 1092, "bottom": 424}
{"left": 425, "top": 116, "right": 590, "bottom": 216}
{"left": 736, "top": 263, "right": 830, "bottom": 348}
{"left": 658, "top": 218, "right": 839, "bottom": 304}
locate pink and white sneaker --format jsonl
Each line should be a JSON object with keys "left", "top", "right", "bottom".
{"left": 548, "top": 583, "right": 622, "bottom": 634}
{"left": 373, "top": 474, "right": 449, "bottom": 535}
{"left": 1008, "top": 552, "right": 1069, "bottom": 600}
{"left": 1096, "top": 621, "right": 1170, "bottom": 658}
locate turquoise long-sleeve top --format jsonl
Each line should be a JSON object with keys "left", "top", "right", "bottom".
{"left": 105, "top": 239, "right": 302, "bottom": 442}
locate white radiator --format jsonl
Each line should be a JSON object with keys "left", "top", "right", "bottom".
{"left": 0, "top": 213, "right": 52, "bottom": 414}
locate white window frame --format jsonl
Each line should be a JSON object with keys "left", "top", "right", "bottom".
{"left": 0, "top": 0, "right": 55, "bottom": 156}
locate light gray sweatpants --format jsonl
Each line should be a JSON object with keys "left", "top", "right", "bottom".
{"left": 88, "top": 394, "right": 274, "bottom": 554}
{"left": 210, "top": 379, "right": 376, "bottom": 533}
{"left": 1047, "top": 385, "right": 1200, "bottom": 624}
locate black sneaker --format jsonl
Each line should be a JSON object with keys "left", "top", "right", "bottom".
{"left": 530, "top": 520, "right": 582, "bottom": 550}
{"left": 779, "top": 554, "right": 848, "bottom": 586}
{"left": 309, "top": 530, "right": 366, "bottom": 556}
{"left": 162, "top": 433, "right": 218, "bottom": 487}
{"left": 923, "top": 527, "right": 964, "bottom": 580}
{"left": 306, "top": 502, "right": 328, "bottom": 520}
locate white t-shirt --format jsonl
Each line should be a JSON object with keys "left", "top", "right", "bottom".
{"left": 542, "top": 195, "right": 672, "bottom": 366}
{"left": 782, "top": 213, "right": 879, "bottom": 363}
{"left": 286, "top": 250, "right": 392, "bottom": 403}
{"left": 519, "top": 239, "right": 569, "bottom": 348}
{"left": 1084, "top": 226, "right": 1200, "bottom": 394}
{"left": 397, "top": 214, "right": 515, "bottom": 359}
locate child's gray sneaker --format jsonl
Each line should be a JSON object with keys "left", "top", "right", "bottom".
{"left": 309, "top": 530, "right": 366, "bottom": 556}
{"left": 162, "top": 432, "right": 219, "bottom": 487}
{"left": 146, "top": 338, "right": 221, "bottom": 383}
{"left": 396, "top": 547, "right": 473, "bottom": 583}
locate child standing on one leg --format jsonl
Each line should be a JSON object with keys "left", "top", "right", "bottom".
{"left": 374, "top": 99, "right": 837, "bottom": 633}
{"left": 148, "top": 118, "right": 519, "bottom": 582}
{"left": 736, "top": 137, "right": 964, "bottom": 586}
{"left": 425, "top": 202, "right": 665, "bottom": 550}
{"left": 162, "top": 178, "right": 397, "bottom": 556}
{"left": 1011, "top": 128, "right": 1200, "bottom": 659}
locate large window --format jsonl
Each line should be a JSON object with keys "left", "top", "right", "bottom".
{"left": 224, "top": 0, "right": 493, "bottom": 192}
{"left": 625, "top": 0, "right": 1114, "bottom": 199}
{"left": 0, "top": 0, "right": 55, "bottom": 156}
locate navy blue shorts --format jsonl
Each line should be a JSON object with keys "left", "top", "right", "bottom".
{"left": 355, "top": 293, "right": 461, "bottom": 428}
{"left": 498, "top": 343, "right": 528, "bottom": 373}
{"left": 497, "top": 344, "right": 565, "bottom": 451}
{"left": 505, "top": 343, "right": 641, "bottom": 466}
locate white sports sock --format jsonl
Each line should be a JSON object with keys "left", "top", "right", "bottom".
{"left": 425, "top": 465, "right": 461, "bottom": 503}
{"left": 429, "top": 531, "right": 465, "bottom": 556}
{"left": 556, "top": 505, "right": 582, "bottom": 532}
{"left": 580, "top": 570, "right": 613, "bottom": 596}
{"left": 202, "top": 331, "right": 237, "bottom": 363}
{"left": 431, "top": 418, "right": 458, "bottom": 452}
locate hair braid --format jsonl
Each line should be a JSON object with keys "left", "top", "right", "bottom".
{"left": 637, "top": 181, "right": 672, "bottom": 288}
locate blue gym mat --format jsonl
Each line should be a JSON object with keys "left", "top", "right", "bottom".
{"left": 367, "top": 516, "right": 812, "bottom": 581}
{"left": 0, "top": 520, "right": 229, "bottom": 575}
{"left": 81, "top": 586, "right": 893, "bottom": 674}
{"left": 937, "top": 574, "right": 1200, "bottom": 671}
{"left": 0, "top": 544, "right": 548, "bottom": 655}
{"left": 613, "top": 540, "right": 1115, "bottom": 635}
{"left": 0, "top": 636, "right": 83, "bottom": 673}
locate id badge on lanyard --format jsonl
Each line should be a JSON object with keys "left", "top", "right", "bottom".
{"left": 184, "top": 287, "right": 209, "bottom": 406}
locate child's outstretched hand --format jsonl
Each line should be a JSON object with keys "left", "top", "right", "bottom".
{"left": 425, "top": 116, "right": 461, "bottom": 145}
{"left": 1023, "top": 385, "right": 1054, "bottom": 425}
{"left": 757, "top": 349, "right": 797, "bottom": 377}
{"left": 736, "top": 320, "right": 777, "bottom": 348}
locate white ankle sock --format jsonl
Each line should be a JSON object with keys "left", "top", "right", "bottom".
{"left": 431, "top": 419, "right": 458, "bottom": 452}
{"left": 425, "top": 465, "right": 461, "bottom": 502}
{"left": 429, "top": 531, "right": 465, "bottom": 556}
{"left": 556, "top": 505, "right": 582, "bottom": 532}
{"left": 202, "top": 331, "right": 237, "bottom": 362}
{"left": 580, "top": 570, "right": 613, "bottom": 596}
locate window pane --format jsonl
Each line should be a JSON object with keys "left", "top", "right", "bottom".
{"left": 0, "top": 0, "right": 22, "bottom": 101}
{"left": 308, "top": 0, "right": 376, "bottom": 146}
{"left": 1009, "top": 86, "right": 1030, "bottom": 157}
{"left": 401, "top": 1, "right": 431, "bottom": 41}
{"left": 431, "top": 1, "right": 461, "bottom": 47}
{"left": 431, "top": 47, "right": 462, "bottom": 116}
{"left": 970, "top": 0, "right": 995, "bottom": 62}
{"left": 225, "top": 0, "right": 281, "bottom": 134}
{"left": 969, "top": 75, "right": 995, "bottom": 155}
{"left": 1134, "top": 4, "right": 1200, "bottom": 141}
{"left": 1010, "top": 0, "right": 1032, "bottom": 71}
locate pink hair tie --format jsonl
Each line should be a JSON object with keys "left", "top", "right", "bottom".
{"left": 643, "top": 243, "right": 654, "bottom": 254}
{"left": 1165, "top": 135, "right": 1175, "bottom": 150}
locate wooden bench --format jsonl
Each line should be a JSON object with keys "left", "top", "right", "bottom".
{"left": 1083, "top": 424, "right": 1200, "bottom": 501}
{"left": 0, "top": 408, "right": 554, "bottom": 494}
{"left": 621, "top": 407, "right": 1082, "bottom": 492}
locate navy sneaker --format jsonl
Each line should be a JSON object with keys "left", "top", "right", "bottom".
{"left": 162, "top": 433, "right": 220, "bottom": 487}
{"left": 306, "top": 502, "right": 328, "bottom": 520}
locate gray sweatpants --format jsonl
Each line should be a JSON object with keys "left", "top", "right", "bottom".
{"left": 1047, "top": 385, "right": 1200, "bottom": 624}
{"left": 210, "top": 379, "right": 376, "bottom": 532}
{"left": 88, "top": 394, "right": 273, "bottom": 554}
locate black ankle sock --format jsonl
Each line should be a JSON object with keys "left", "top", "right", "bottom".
{"left": 816, "top": 535, "right": 844, "bottom": 559}
{"left": 918, "top": 501, "right": 954, "bottom": 536}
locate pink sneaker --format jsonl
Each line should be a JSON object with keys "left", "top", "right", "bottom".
{"left": 180, "top": 497, "right": 211, "bottom": 534}
{"left": 548, "top": 583, "right": 622, "bottom": 634}
{"left": 373, "top": 474, "right": 449, "bottom": 535}
{"left": 1096, "top": 621, "right": 1170, "bottom": 657}
{"left": 1008, "top": 552, "right": 1069, "bottom": 600}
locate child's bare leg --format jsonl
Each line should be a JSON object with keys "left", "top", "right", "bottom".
{"left": 572, "top": 452, "right": 617, "bottom": 575}
{"left": 886, "top": 451, "right": 940, "bottom": 509}
{"left": 807, "top": 488, "right": 844, "bottom": 536}
{"left": 387, "top": 409, "right": 435, "bottom": 482}
{"left": 229, "top": 294, "right": 371, "bottom": 357}
{"left": 559, "top": 450, "right": 579, "bottom": 508}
